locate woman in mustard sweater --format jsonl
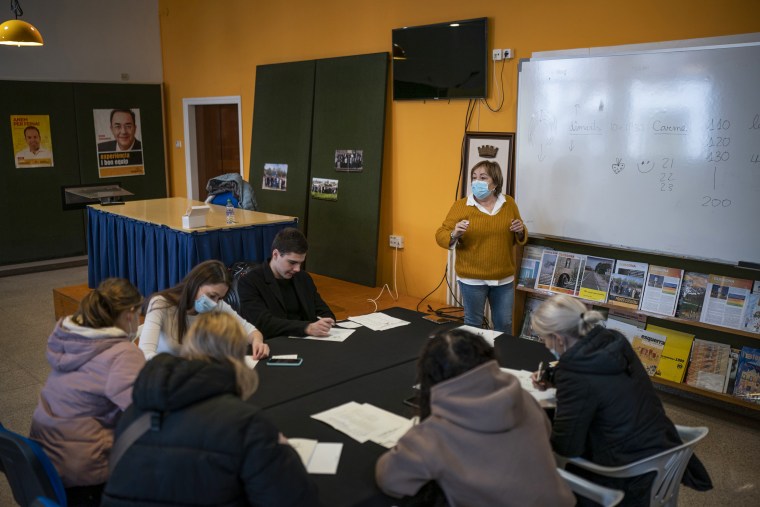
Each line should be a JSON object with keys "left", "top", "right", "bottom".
{"left": 435, "top": 160, "right": 527, "bottom": 332}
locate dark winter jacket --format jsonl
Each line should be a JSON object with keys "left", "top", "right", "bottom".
{"left": 237, "top": 261, "right": 334, "bottom": 339}
{"left": 102, "top": 354, "right": 321, "bottom": 507}
{"left": 552, "top": 326, "right": 710, "bottom": 506}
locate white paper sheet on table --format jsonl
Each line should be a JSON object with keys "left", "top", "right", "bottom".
{"left": 288, "top": 438, "right": 343, "bottom": 474}
{"left": 311, "top": 401, "right": 413, "bottom": 446}
{"left": 455, "top": 325, "right": 502, "bottom": 346}
{"left": 347, "top": 312, "right": 410, "bottom": 331}
{"left": 289, "top": 328, "right": 355, "bottom": 342}
{"left": 500, "top": 367, "right": 557, "bottom": 404}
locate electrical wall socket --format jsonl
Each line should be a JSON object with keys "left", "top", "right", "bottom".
{"left": 503, "top": 48, "right": 514, "bottom": 60}
{"left": 492, "top": 49, "right": 503, "bottom": 61}
{"left": 389, "top": 235, "right": 404, "bottom": 248}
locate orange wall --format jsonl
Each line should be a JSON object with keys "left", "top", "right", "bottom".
{"left": 158, "top": 0, "right": 760, "bottom": 300}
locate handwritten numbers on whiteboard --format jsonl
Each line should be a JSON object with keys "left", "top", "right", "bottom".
{"left": 701, "top": 196, "right": 732, "bottom": 208}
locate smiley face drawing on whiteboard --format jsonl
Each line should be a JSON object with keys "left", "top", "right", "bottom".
{"left": 612, "top": 157, "right": 625, "bottom": 174}
{"left": 637, "top": 159, "right": 655, "bottom": 173}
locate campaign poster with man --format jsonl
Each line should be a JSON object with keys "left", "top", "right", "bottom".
{"left": 11, "top": 115, "right": 54, "bottom": 168}
{"left": 94, "top": 108, "right": 145, "bottom": 178}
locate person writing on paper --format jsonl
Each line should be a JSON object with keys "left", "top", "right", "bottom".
{"left": 102, "top": 312, "right": 321, "bottom": 506}
{"left": 30, "top": 278, "right": 145, "bottom": 506}
{"left": 530, "top": 294, "right": 712, "bottom": 506}
{"left": 375, "top": 329, "right": 574, "bottom": 506}
{"left": 139, "top": 260, "right": 269, "bottom": 360}
{"left": 15, "top": 125, "right": 54, "bottom": 166}
{"left": 238, "top": 227, "right": 335, "bottom": 338}
{"left": 435, "top": 160, "right": 527, "bottom": 332}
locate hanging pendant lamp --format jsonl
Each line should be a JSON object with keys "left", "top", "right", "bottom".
{"left": 0, "top": 0, "right": 43, "bottom": 46}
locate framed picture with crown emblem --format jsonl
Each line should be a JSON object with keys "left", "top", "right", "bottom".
{"left": 461, "top": 131, "right": 515, "bottom": 198}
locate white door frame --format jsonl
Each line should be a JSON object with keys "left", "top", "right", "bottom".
{"left": 182, "top": 96, "right": 244, "bottom": 200}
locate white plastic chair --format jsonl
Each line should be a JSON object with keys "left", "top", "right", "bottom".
{"left": 557, "top": 468, "right": 624, "bottom": 506}
{"left": 555, "top": 425, "right": 708, "bottom": 507}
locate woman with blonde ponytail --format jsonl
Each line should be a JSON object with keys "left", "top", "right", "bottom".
{"left": 530, "top": 294, "right": 711, "bottom": 506}
{"left": 31, "top": 278, "right": 145, "bottom": 506}
{"left": 103, "top": 312, "right": 320, "bottom": 507}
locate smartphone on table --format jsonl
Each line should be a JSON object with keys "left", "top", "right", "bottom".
{"left": 266, "top": 357, "right": 303, "bottom": 366}
{"left": 422, "top": 314, "right": 454, "bottom": 324}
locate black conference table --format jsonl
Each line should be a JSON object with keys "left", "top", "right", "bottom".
{"left": 249, "top": 307, "right": 454, "bottom": 409}
{"left": 249, "top": 308, "right": 556, "bottom": 507}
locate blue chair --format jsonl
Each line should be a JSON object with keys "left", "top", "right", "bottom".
{"left": 0, "top": 423, "right": 67, "bottom": 507}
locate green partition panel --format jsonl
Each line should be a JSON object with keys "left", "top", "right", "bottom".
{"left": 73, "top": 83, "right": 167, "bottom": 199}
{"left": 249, "top": 61, "right": 316, "bottom": 223}
{"left": 0, "top": 81, "right": 85, "bottom": 264}
{"left": 306, "top": 53, "right": 388, "bottom": 286}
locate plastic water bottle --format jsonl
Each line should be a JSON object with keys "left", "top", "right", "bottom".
{"left": 225, "top": 199, "right": 234, "bottom": 225}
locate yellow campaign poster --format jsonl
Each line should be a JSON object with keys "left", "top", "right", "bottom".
{"left": 11, "top": 115, "right": 54, "bottom": 168}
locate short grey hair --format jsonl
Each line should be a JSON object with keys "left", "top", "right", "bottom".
{"left": 530, "top": 294, "right": 605, "bottom": 340}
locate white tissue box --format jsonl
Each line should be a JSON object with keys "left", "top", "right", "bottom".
{"left": 182, "top": 205, "right": 210, "bottom": 229}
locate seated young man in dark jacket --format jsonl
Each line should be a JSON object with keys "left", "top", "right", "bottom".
{"left": 238, "top": 227, "right": 335, "bottom": 339}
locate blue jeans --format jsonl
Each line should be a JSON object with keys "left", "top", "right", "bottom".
{"left": 458, "top": 281, "right": 514, "bottom": 333}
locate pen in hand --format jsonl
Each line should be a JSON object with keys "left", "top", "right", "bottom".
{"left": 532, "top": 361, "right": 547, "bottom": 391}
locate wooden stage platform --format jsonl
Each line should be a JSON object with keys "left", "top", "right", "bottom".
{"left": 53, "top": 273, "right": 446, "bottom": 322}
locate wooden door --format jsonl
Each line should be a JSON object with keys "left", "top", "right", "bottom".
{"left": 195, "top": 104, "right": 240, "bottom": 199}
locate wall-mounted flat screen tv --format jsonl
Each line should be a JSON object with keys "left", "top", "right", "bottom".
{"left": 392, "top": 17, "right": 487, "bottom": 101}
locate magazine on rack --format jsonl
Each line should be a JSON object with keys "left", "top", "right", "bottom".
{"left": 578, "top": 256, "right": 615, "bottom": 303}
{"left": 646, "top": 324, "right": 694, "bottom": 383}
{"left": 733, "top": 346, "right": 760, "bottom": 404}
{"left": 605, "top": 313, "right": 646, "bottom": 344}
{"left": 535, "top": 250, "right": 558, "bottom": 292}
{"left": 631, "top": 329, "right": 666, "bottom": 376}
{"left": 699, "top": 275, "right": 753, "bottom": 330}
{"left": 519, "top": 296, "right": 545, "bottom": 342}
{"left": 674, "top": 272, "right": 709, "bottom": 321}
{"left": 551, "top": 252, "right": 585, "bottom": 295}
{"left": 535, "top": 250, "right": 585, "bottom": 295}
{"left": 517, "top": 245, "right": 550, "bottom": 289}
{"left": 743, "top": 292, "right": 760, "bottom": 334}
{"left": 607, "top": 260, "right": 649, "bottom": 310}
{"left": 724, "top": 347, "right": 742, "bottom": 395}
{"left": 640, "top": 265, "right": 684, "bottom": 317}
{"left": 685, "top": 338, "right": 731, "bottom": 393}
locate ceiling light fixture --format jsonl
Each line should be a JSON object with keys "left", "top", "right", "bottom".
{"left": 0, "top": 0, "right": 43, "bottom": 47}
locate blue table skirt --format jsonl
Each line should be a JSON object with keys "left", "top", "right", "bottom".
{"left": 87, "top": 207, "right": 296, "bottom": 296}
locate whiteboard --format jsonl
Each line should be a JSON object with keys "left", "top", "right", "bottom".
{"left": 515, "top": 44, "right": 760, "bottom": 265}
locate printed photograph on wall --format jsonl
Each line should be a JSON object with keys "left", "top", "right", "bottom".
{"left": 11, "top": 115, "right": 54, "bottom": 168}
{"left": 461, "top": 132, "right": 515, "bottom": 197}
{"left": 263, "top": 163, "right": 288, "bottom": 191}
{"left": 334, "top": 149, "right": 363, "bottom": 172}
{"left": 311, "top": 177, "right": 338, "bottom": 201}
{"left": 93, "top": 108, "right": 145, "bottom": 178}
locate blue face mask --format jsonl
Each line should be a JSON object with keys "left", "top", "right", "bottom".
{"left": 194, "top": 294, "right": 217, "bottom": 314}
{"left": 471, "top": 180, "right": 492, "bottom": 199}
